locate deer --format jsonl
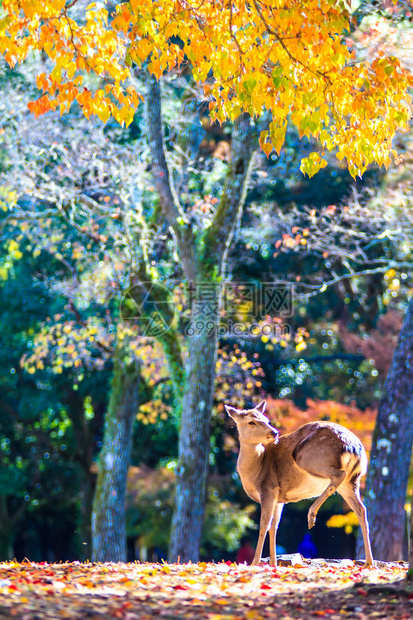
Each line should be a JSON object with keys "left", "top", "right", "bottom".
{"left": 225, "top": 400, "right": 374, "bottom": 567}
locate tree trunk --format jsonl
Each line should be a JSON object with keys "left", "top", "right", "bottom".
{"left": 91, "top": 350, "right": 140, "bottom": 562}
{"left": 357, "top": 297, "right": 413, "bottom": 561}
{"left": 168, "top": 117, "right": 256, "bottom": 562}
{"left": 168, "top": 284, "right": 221, "bottom": 562}
{"left": 145, "top": 76, "right": 257, "bottom": 562}
{"left": 408, "top": 481, "right": 413, "bottom": 579}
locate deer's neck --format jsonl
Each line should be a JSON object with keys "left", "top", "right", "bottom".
{"left": 237, "top": 442, "right": 266, "bottom": 480}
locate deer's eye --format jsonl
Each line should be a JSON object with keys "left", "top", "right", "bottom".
{"left": 248, "top": 421, "right": 256, "bottom": 426}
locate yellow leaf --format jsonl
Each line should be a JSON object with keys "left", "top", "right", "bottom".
{"left": 96, "top": 104, "right": 111, "bottom": 124}
{"left": 134, "top": 39, "right": 153, "bottom": 63}
{"left": 261, "top": 142, "right": 273, "bottom": 158}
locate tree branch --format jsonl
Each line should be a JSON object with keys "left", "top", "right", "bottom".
{"left": 0, "top": 208, "right": 57, "bottom": 226}
{"left": 68, "top": 301, "right": 113, "bottom": 355}
{"left": 276, "top": 262, "right": 413, "bottom": 299}
{"left": 145, "top": 74, "right": 196, "bottom": 283}
{"left": 201, "top": 113, "right": 256, "bottom": 274}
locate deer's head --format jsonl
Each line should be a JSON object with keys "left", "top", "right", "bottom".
{"left": 225, "top": 400, "right": 279, "bottom": 446}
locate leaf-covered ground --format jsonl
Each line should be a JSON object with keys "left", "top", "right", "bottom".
{"left": 0, "top": 557, "right": 411, "bottom": 619}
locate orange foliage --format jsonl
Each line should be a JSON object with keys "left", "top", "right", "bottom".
{"left": 0, "top": 1, "right": 412, "bottom": 176}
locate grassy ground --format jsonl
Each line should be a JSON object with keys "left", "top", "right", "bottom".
{"left": 0, "top": 558, "right": 411, "bottom": 619}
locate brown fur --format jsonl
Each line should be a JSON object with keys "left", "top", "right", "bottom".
{"left": 225, "top": 401, "right": 374, "bottom": 567}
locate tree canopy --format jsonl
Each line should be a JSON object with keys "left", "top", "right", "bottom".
{"left": 0, "top": 0, "right": 412, "bottom": 176}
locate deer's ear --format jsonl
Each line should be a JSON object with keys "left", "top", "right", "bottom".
{"left": 224, "top": 404, "right": 241, "bottom": 419}
{"left": 255, "top": 400, "right": 267, "bottom": 415}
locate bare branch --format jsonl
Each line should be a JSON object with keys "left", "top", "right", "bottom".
{"left": 203, "top": 113, "right": 257, "bottom": 272}
{"left": 145, "top": 74, "right": 196, "bottom": 283}
{"left": 1, "top": 208, "right": 57, "bottom": 225}
{"left": 276, "top": 263, "right": 413, "bottom": 299}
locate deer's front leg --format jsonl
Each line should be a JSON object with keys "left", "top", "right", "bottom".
{"left": 252, "top": 491, "right": 278, "bottom": 566}
{"left": 269, "top": 503, "right": 284, "bottom": 566}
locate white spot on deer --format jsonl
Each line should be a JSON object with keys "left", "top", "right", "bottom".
{"left": 341, "top": 453, "right": 352, "bottom": 468}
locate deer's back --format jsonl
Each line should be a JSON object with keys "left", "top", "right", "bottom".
{"left": 261, "top": 421, "right": 367, "bottom": 503}
{"left": 287, "top": 421, "right": 366, "bottom": 471}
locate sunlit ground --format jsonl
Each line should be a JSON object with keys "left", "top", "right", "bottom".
{"left": 0, "top": 558, "right": 410, "bottom": 619}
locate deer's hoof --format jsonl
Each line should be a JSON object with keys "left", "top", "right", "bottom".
{"left": 308, "top": 513, "right": 316, "bottom": 529}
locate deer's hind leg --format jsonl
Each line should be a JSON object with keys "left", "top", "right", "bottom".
{"left": 305, "top": 467, "right": 346, "bottom": 529}
{"left": 337, "top": 481, "right": 374, "bottom": 567}
{"left": 294, "top": 444, "right": 346, "bottom": 530}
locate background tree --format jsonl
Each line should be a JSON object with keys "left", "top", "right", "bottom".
{"left": 146, "top": 76, "right": 257, "bottom": 562}
{"left": 355, "top": 297, "right": 413, "bottom": 561}
{"left": 92, "top": 346, "right": 141, "bottom": 562}
{"left": 0, "top": 253, "right": 108, "bottom": 561}
{"left": 248, "top": 133, "right": 413, "bottom": 560}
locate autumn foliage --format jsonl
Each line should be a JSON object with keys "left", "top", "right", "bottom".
{"left": 0, "top": 560, "right": 410, "bottom": 620}
{"left": 0, "top": 0, "right": 412, "bottom": 176}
